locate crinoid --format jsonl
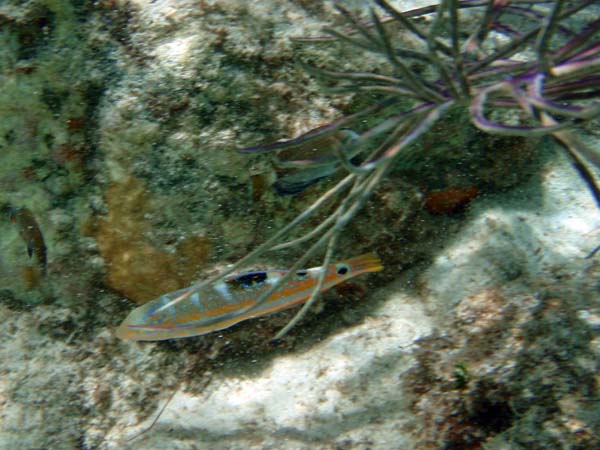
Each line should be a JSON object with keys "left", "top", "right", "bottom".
{"left": 161, "top": 0, "right": 600, "bottom": 339}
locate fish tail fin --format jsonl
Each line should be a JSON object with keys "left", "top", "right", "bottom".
{"left": 345, "top": 252, "right": 384, "bottom": 274}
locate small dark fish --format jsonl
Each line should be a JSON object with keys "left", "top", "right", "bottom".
{"left": 8, "top": 207, "right": 47, "bottom": 275}
{"left": 274, "top": 165, "right": 340, "bottom": 195}
{"left": 274, "top": 129, "right": 360, "bottom": 167}
{"left": 276, "top": 129, "right": 360, "bottom": 194}
{"left": 240, "top": 129, "right": 361, "bottom": 195}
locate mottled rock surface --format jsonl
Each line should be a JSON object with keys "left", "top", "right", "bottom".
{"left": 95, "top": 144, "right": 598, "bottom": 450}
{"left": 0, "top": 1, "right": 598, "bottom": 449}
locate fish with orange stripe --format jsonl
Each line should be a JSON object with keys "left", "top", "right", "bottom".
{"left": 116, "top": 253, "right": 383, "bottom": 341}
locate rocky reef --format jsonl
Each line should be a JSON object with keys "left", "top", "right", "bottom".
{"left": 0, "top": 1, "right": 598, "bottom": 449}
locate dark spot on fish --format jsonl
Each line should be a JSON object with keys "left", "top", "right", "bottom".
{"left": 337, "top": 266, "right": 348, "bottom": 275}
{"left": 296, "top": 270, "right": 308, "bottom": 278}
{"left": 226, "top": 271, "right": 268, "bottom": 288}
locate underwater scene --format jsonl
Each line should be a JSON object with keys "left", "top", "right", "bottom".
{"left": 0, "top": 0, "right": 598, "bottom": 448}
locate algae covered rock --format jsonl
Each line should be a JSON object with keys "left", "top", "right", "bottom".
{"left": 0, "top": 1, "right": 598, "bottom": 450}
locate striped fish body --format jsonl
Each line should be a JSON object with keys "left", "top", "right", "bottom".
{"left": 116, "top": 253, "right": 383, "bottom": 341}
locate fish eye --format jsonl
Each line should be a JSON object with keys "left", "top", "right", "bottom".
{"left": 336, "top": 264, "right": 349, "bottom": 275}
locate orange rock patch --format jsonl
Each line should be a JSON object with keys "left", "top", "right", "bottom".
{"left": 96, "top": 177, "right": 211, "bottom": 304}
{"left": 424, "top": 186, "right": 479, "bottom": 215}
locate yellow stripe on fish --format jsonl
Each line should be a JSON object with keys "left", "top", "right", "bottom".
{"left": 116, "top": 253, "right": 383, "bottom": 341}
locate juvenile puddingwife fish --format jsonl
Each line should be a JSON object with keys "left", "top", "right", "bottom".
{"left": 8, "top": 207, "right": 47, "bottom": 275}
{"left": 116, "top": 253, "right": 383, "bottom": 341}
{"left": 240, "top": 128, "right": 361, "bottom": 195}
